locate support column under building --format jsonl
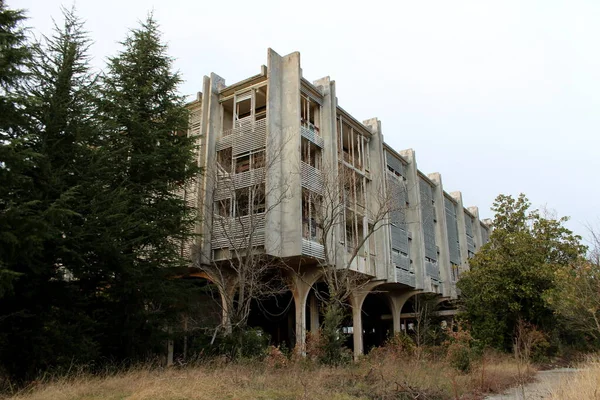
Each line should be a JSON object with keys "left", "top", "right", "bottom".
{"left": 309, "top": 292, "right": 320, "bottom": 335}
{"left": 290, "top": 269, "right": 321, "bottom": 355}
{"left": 388, "top": 290, "right": 421, "bottom": 334}
{"left": 349, "top": 281, "right": 384, "bottom": 359}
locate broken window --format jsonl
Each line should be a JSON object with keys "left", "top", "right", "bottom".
{"left": 235, "top": 92, "right": 252, "bottom": 125}
{"left": 221, "top": 84, "right": 268, "bottom": 131}
{"left": 302, "top": 190, "right": 322, "bottom": 241}
{"left": 217, "top": 148, "right": 232, "bottom": 173}
{"left": 216, "top": 198, "right": 231, "bottom": 218}
{"left": 301, "top": 95, "right": 321, "bottom": 132}
{"left": 301, "top": 138, "right": 322, "bottom": 169}
{"left": 252, "top": 150, "right": 265, "bottom": 169}
{"left": 235, "top": 153, "right": 251, "bottom": 173}
{"left": 252, "top": 184, "right": 266, "bottom": 214}
{"left": 337, "top": 115, "right": 369, "bottom": 172}
{"left": 234, "top": 188, "right": 250, "bottom": 217}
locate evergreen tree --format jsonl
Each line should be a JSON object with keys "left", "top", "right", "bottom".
{"left": 458, "top": 194, "right": 585, "bottom": 351}
{"left": 0, "top": 0, "right": 33, "bottom": 297}
{"left": 97, "top": 15, "right": 199, "bottom": 360}
{"left": 0, "top": 7, "right": 101, "bottom": 379}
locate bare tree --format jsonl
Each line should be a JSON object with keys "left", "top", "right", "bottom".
{"left": 301, "top": 158, "right": 403, "bottom": 361}
{"left": 192, "top": 125, "right": 293, "bottom": 337}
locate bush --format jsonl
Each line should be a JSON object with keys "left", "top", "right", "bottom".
{"left": 185, "top": 327, "right": 270, "bottom": 361}
{"left": 444, "top": 326, "right": 474, "bottom": 373}
{"left": 318, "top": 303, "right": 352, "bottom": 366}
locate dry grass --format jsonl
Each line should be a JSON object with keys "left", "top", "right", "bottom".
{"left": 1, "top": 351, "right": 535, "bottom": 400}
{"left": 548, "top": 355, "right": 600, "bottom": 400}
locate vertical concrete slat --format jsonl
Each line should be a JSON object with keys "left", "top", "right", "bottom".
{"left": 399, "top": 149, "right": 426, "bottom": 290}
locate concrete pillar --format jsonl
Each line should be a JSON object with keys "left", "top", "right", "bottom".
{"left": 349, "top": 292, "right": 366, "bottom": 359}
{"left": 199, "top": 73, "right": 226, "bottom": 265}
{"left": 265, "top": 49, "right": 302, "bottom": 257}
{"left": 399, "top": 149, "right": 426, "bottom": 290}
{"left": 387, "top": 290, "right": 421, "bottom": 334}
{"left": 450, "top": 192, "right": 470, "bottom": 273}
{"left": 309, "top": 293, "right": 320, "bottom": 334}
{"left": 363, "top": 118, "right": 392, "bottom": 281}
{"left": 468, "top": 206, "right": 483, "bottom": 250}
{"left": 428, "top": 173, "right": 452, "bottom": 298}
{"left": 289, "top": 269, "right": 321, "bottom": 355}
{"left": 312, "top": 76, "right": 344, "bottom": 267}
{"left": 349, "top": 281, "right": 384, "bottom": 358}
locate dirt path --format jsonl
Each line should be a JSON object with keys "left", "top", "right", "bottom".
{"left": 485, "top": 368, "right": 579, "bottom": 400}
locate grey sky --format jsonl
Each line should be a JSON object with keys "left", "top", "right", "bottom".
{"left": 11, "top": 0, "right": 600, "bottom": 241}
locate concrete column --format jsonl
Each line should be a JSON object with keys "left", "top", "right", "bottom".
{"left": 468, "top": 206, "right": 483, "bottom": 250}
{"left": 349, "top": 281, "right": 384, "bottom": 358}
{"left": 309, "top": 293, "right": 320, "bottom": 334}
{"left": 312, "top": 76, "right": 344, "bottom": 267}
{"left": 349, "top": 292, "right": 366, "bottom": 359}
{"left": 388, "top": 290, "right": 421, "bottom": 333}
{"left": 289, "top": 269, "right": 321, "bottom": 355}
{"left": 428, "top": 173, "right": 452, "bottom": 298}
{"left": 450, "top": 192, "right": 470, "bottom": 273}
{"left": 265, "top": 49, "right": 302, "bottom": 257}
{"left": 363, "top": 118, "right": 392, "bottom": 281}
{"left": 199, "top": 73, "right": 226, "bottom": 265}
{"left": 399, "top": 149, "right": 426, "bottom": 290}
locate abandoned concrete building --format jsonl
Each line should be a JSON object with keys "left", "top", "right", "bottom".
{"left": 179, "top": 49, "right": 491, "bottom": 359}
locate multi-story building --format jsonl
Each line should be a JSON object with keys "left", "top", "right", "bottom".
{"left": 182, "top": 49, "right": 491, "bottom": 358}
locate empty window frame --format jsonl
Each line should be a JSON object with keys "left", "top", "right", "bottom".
{"left": 234, "top": 149, "right": 265, "bottom": 173}
{"left": 301, "top": 95, "right": 321, "bottom": 131}
{"left": 234, "top": 188, "right": 250, "bottom": 217}
{"left": 302, "top": 190, "right": 322, "bottom": 241}
{"left": 216, "top": 198, "right": 231, "bottom": 218}
{"left": 217, "top": 148, "right": 233, "bottom": 173}
{"left": 301, "top": 137, "right": 322, "bottom": 169}
{"left": 221, "top": 85, "right": 268, "bottom": 131}
{"left": 336, "top": 115, "right": 369, "bottom": 171}
{"left": 233, "top": 184, "right": 265, "bottom": 218}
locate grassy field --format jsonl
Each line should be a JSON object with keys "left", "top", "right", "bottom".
{"left": 2, "top": 348, "right": 535, "bottom": 400}
{"left": 548, "top": 355, "right": 600, "bottom": 400}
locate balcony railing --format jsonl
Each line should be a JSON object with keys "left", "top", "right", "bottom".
{"left": 396, "top": 268, "right": 416, "bottom": 287}
{"left": 211, "top": 213, "right": 266, "bottom": 250}
{"left": 425, "top": 260, "right": 440, "bottom": 280}
{"left": 300, "top": 161, "right": 323, "bottom": 194}
{"left": 300, "top": 122, "right": 324, "bottom": 148}
{"left": 217, "top": 118, "right": 267, "bottom": 155}
{"left": 301, "top": 238, "right": 325, "bottom": 259}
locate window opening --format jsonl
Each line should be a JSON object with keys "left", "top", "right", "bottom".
{"left": 235, "top": 153, "right": 250, "bottom": 173}
{"left": 217, "top": 148, "right": 232, "bottom": 173}
{"left": 234, "top": 188, "right": 250, "bottom": 217}
{"left": 216, "top": 198, "right": 231, "bottom": 218}
{"left": 252, "top": 184, "right": 265, "bottom": 214}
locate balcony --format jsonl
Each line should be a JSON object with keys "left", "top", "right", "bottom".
{"left": 396, "top": 268, "right": 416, "bottom": 287}
{"left": 211, "top": 213, "right": 266, "bottom": 250}
{"left": 300, "top": 121, "right": 324, "bottom": 148}
{"left": 300, "top": 161, "right": 323, "bottom": 194}
{"left": 425, "top": 260, "right": 440, "bottom": 280}
{"left": 216, "top": 118, "right": 267, "bottom": 155}
{"left": 301, "top": 238, "right": 325, "bottom": 259}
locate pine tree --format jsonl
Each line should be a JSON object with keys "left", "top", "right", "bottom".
{"left": 97, "top": 15, "right": 199, "bottom": 360}
{"left": 0, "top": 0, "right": 33, "bottom": 297}
{"left": 0, "top": 7, "right": 102, "bottom": 380}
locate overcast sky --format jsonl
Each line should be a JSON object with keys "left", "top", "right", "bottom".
{"left": 11, "top": 0, "right": 600, "bottom": 241}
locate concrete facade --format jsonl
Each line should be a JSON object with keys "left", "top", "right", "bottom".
{"left": 182, "top": 49, "right": 491, "bottom": 357}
